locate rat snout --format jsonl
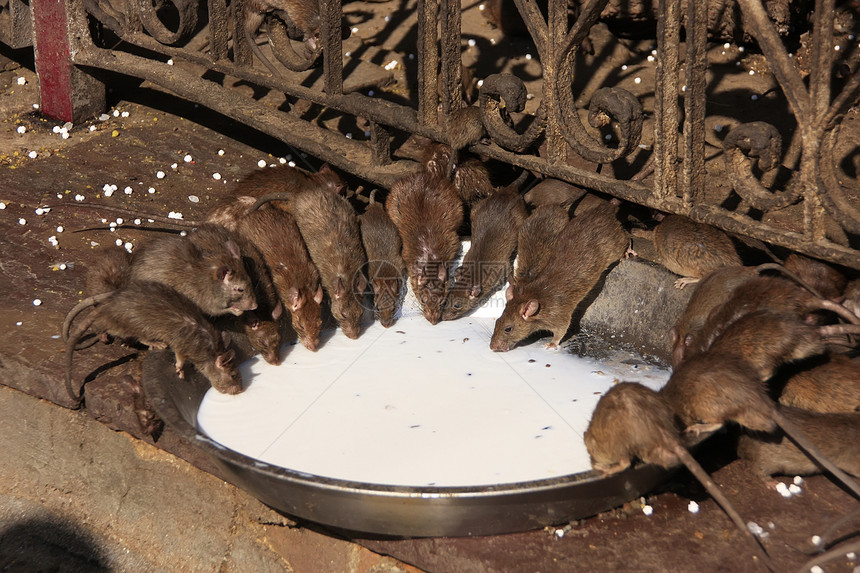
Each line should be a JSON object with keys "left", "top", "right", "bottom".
{"left": 489, "top": 337, "right": 510, "bottom": 352}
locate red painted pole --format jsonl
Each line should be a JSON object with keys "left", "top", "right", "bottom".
{"left": 31, "top": 0, "right": 105, "bottom": 122}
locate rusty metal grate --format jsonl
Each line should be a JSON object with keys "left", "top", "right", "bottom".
{"left": 11, "top": 0, "right": 860, "bottom": 269}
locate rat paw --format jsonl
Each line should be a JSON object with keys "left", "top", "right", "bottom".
{"left": 674, "top": 277, "right": 701, "bottom": 289}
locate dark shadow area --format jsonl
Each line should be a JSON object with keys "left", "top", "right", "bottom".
{"left": 0, "top": 518, "right": 110, "bottom": 572}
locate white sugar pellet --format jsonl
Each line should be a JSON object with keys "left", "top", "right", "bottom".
{"left": 278, "top": 157, "right": 287, "bottom": 164}
{"left": 687, "top": 501, "right": 700, "bottom": 514}
{"left": 749, "top": 69, "right": 755, "bottom": 75}
{"left": 188, "top": 195, "right": 200, "bottom": 203}
{"left": 48, "top": 236, "right": 58, "bottom": 246}
{"left": 56, "top": 226, "right": 64, "bottom": 233}
{"left": 75, "top": 194, "right": 85, "bottom": 201}
{"left": 133, "top": 219, "right": 141, "bottom": 225}
{"left": 477, "top": 79, "right": 484, "bottom": 88}
{"left": 776, "top": 482, "right": 792, "bottom": 497}
{"left": 115, "top": 238, "right": 122, "bottom": 246}
{"left": 102, "top": 183, "right": 112, "bottom": 193}
{"left": 288, "top": 161, "right": 296, "bottom": 168}
{"left": 525, "top": 54, "right": 532, "bottom": 60}
{"left": 384, "top": 60, "right": 399, "bottom": 70}
{"left": 33, "top": 103, "right": 39, "bottom": 109}
{"left": 35, "top": 208, "right": 44, "bottom": 215}
{"left": 810, "top": 566, "right": 823, "bottom": 573}
{"left": 121, "top": 111, "right": 129, "bottom": 117}
{"left": 179, "top": 231, "right": 187, "bottom": 237}
{"left": 16, "top": 126, "right": 26, "bottom": 134}
{"left": 89, "top": 125, "right": 96, "bottom": 132}
{"left": 847, "top": 552, "right": 857, "bottom": 560}
{"left": 835, "top": 45, "right": 841, "bottom": 51}
{"left": 212, "top": 173, "right": 222, "bottom": 180}
{"left": 16, "top": 321, "right": 22, "bottom": 326}
{"left": 168, "top": 211, "right": 183, "bottom": 219}
{"left": 156, "top": 170, "right": 165, "bottom": 179}
{"left": 109, "top": 222, "right": 117, "bottom": 229}
{"left": 723, "top": 42, "right": 731, "bottom": 49}
{"left": 61, "top": 132, "right": 70, "bottom": 139}
{"left": 346, "top": 133, "right": 353, "bottom": 139}
{"left": 170, "top": 162, "right": 178, "bottom": 169}
{"left": 99, "top": 114, "right": 110, "bottom": 121}
{"left": 32, "top": 299, "right": 41, "bottom": 306}
{"left": 113, "top": 110, "right": 120, "bottom": 117}
{"left": 642, "top": 505, "right": 653, "bottom": 516}
{"left": 788, "top": 484, "right": 802, "bottom": 495}
{"left": 184, "top": 154, "right": 193, "bottom": 163}
{"left": 738, "top": 46, "right": 745, "bottom": 52}
{"left": 0, "top": 202, "right": 5, "bottom": 209}
{"left": 747, "top": 522, "right": 766, "bottom": 537}
{"left": 651, "top": 49, "right": 657, "bottom": 55}
{"left": 351, "top": 26, "right": 358, "bottom": 33}
{"left": 148, "top": 187, "right": 156, "bottom": 194}
{"left": 555, "top": 528, "right": 565, "bottom": 538}
{"left": 218, "top": 149, "right": 225, "bottom": 156}
{"left": 257, "top": 159, "right": 267, "bottom": 168}
{"left": 124, "top": 186, "right": 133, "bottom": 195}
{"left": 811, "top": 535, "right": 822, "bottom": 546}
{"left": 468, "top": 39, "right": 476, "bottom": 47}
{"left": 104, "top": 188, "right": 114, "bottom": 197}
{"left": 647, "top": 55, "right": 655, "bottom": 62}
{"left": 479, "top": 2, "right": 485, "bottom": 8}
{"left": 115, "top": 218, "right": 124, "bottom": 225}
{"left": 124, "top": 242, "right": 133, "bottom": 252}
{"left": 59, "top": 263, "right": 66, "bottom": 270}
{"left": 53, "top": 126, "right": 62, "bottom": 134}
{"left": 17, "top": 76, "right": 26, "bottom": 85}
{"left": 18, "top": 218, "right": 26, "bottom": 225}
{"left": 793, "top": 476, "right": 803, "bottom": 485}
{"left": 167, "top": 58, "right": 174, "bottom": 65}
{"left": 634, "top": 77, "right": 642, "bottom": 84}
{"left": 621, "top": 64, "right": 628, "bottom": 70}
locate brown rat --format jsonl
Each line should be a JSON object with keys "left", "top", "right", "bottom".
{"left": 652, "top": 214, "right": 742, "bottom": 289}
{"left": 775, "top": 353, "right": 860, "bottom": 414}
{"left": 253, "top": 185, "right": 368, "bottom": 338}
{"left": 842, "top": 278, "right": 860, "bottom": 318}
{"left": 660, "top": 310, "right": 860, "bottom": 499}
{"left": 65, "top": 281, "right": 243, "bottom": 405}
{"left": 522, "top": 179, "right": 588, "bottom": 209}
{"left": 235, "top": 206, "right": 324, "bottom": 351}
{"left": 668, "top": 265, "right": 758, "bottom": 368}
{"left": 490, "top": 201, "right": 627, "bottom": 351}
{"left": 683, "top": 274, "right": 860, "bottom": 365}
{"left": 782, "top": 253, "right": 847, "bottom": 301}
{"left": 512, "top": 204, "right": 569, "bottom": 285}
{"left": 386, "top": 171, "right": 464, "bottom": 325}
{"left": 420, "top": 142, "right": 493, "bottom": 207}
{"left": 128, "top": 223, "right": 258, "bottom": 317}
{"left": 737, "top": 406, "right": 860, "bottom": 477}
{"left": 232, "top": 163, "right": 347, "bottom": 200}
{"left": 442, "top": 186, "right": 527, "bottom": 321}
{"left": 359, "top": 191, "right": 406, "bottom": 328}
{"left": 584, "top": 382, "right": 775, "bottom": 571}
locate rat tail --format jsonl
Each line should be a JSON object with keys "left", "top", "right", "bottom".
{"left": 248, "top": 192, "right": 295, "bottom": 214}
{"left": 774, "top": 409, "right": 860, "bottom": 499}
{"left": 795, "top": 539, "right": 860, "bottom": 573}
{"left": 65, "top": 310, "right": 101, "bottom": 407}
{"left": 62, "top": 292, "right": 113, "bottom": 344}
{"left": 673, "top": 444, "right": 776, "bottom": 572}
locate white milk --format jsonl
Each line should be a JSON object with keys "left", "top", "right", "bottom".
{"left": 198, "top": 248, "right": 671, "bottom": 487}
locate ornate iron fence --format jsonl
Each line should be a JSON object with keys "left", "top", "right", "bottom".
{"left": 7, "top": 0, "right": 860, "bottom": 269}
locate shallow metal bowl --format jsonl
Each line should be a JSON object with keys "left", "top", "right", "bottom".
{"left": 142, "top": 348, "right": 686, "bottom": 537}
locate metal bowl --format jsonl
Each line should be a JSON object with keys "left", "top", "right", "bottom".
{"left": 142, "top": 348, "right": 686, "bottom": 537}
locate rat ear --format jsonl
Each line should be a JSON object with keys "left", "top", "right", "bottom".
{"left": 215, "top": 266, "right": 231, "bottom": 282}
{"left": 469, "top": 284, "right": 482, "bottom": 299}
{"left": 669, "top": 327, "right": 678, "bottom": 346}
{"left": 333, "top": 277, "right": 345, "bottom": 300}
{"left": 216, "top": 349, "right": 236, "bottom": 370}
{"left": 313, "top": 284, "right": 324, "bottom": 304}
{"left": 287, "top": 287, "right": 304, "bottom": 311}
{"left": 683, "top": 333, "right": 693, "bottom": 347}
{"left": 505, "top": 284, "right": 514, "bottom": 302}
{"left": 415, "top": 264, "right": 428, "bottom": 286}
{"left": 437, "top": 264, "right": 447, "bottom": 283}
{"left": 224, "top": 239, "right": 242, "bottom": 261}
{"left": 271, "top": 300, "right": 284, "bottom": 320}
{"left": 521, "top": 299, "right": 540, "bottom": 319}
{"left": 355, "top": 272, "right": 367, "bottom": 294}
{"left": 220, "top": 330, "right": 232, "bottom": 348}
